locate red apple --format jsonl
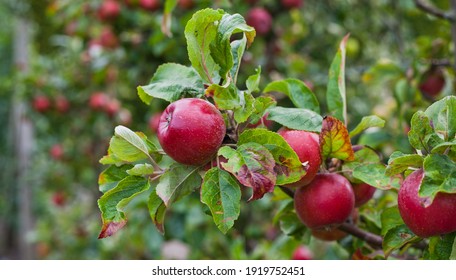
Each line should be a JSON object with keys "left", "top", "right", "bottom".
{"left": 246, "top": 8, "right": 272, "bottom": 36}
{"left": 148, "top": 112, "right": 162, "bottom": 133}
{"left": 54, "top": 95, "right": 70, "bottom": 113}
{"left": 294, "top": 173, "right": 355, "bottom": 229}
{"left": 89, "top": 92, "right": 108, "bottom": 110}
{"left": 398, "top": 169, "right": 456, "bottom": 238}
{"left": 33, "top": 95, "right": 51, "bottom": 113}
{"left": 50, "top": 144, "right": 64, "bottom": 160}
{"left": 278, "top": 128, "right": 321, "bottom": 187}
{"left": 282, "top": 0, "right": 303, "bottom": 9}
{"left": 104, "top": 98, "right": 121, "bottom": 117}
{"left": 292, "top": 246, "right": 313, "bottom": 260}
{"left": 98, "top": 0, "right": 121, "bottom": 21}
{"left": 157, "top": 98, "right": 226, "bottom": 166}
{"left": 139, "top": 0, "right": 160, "bottom": 11}
{"left": 352, "top": 182, "right": 376, "bottom": 207}
{"left": 99, "top": 26, "right": 119, "bottom": 49}
{"left": 52, "top": 191, "right": 66, "bottom": 207}
{"left": 419, "top": 67, "right": 445, "bottom": 100}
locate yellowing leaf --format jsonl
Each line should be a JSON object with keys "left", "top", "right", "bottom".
{"left": 320, "top": 116, "right": 355, "bottom": 161}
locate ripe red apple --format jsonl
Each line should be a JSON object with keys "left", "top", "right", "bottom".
{"left": 50, "top": 144, "right": 64, "bottom": 160}
{"left": 104, "top": 98, "right": 121, "bottom": 117}
{"left": 282, "top": 0, "right": 303, "bottom": 9}
{"left": 278, "top": 128, "right": 321, "bottom": 187}
{"left": 99, "top": 26, "right": 119, "bottom": 49}
{"left": 157, "top": 98, "right": 226, "bottom": 166}
{"left": 419, "top": 67, "right": 445, "bottom": 100}
{"left": 148, "top": 112, "right": 162, "bottom": 133}
{"left": 33, "top": 95, "right": 51, "bottom": 113}
{"left": 294, "top": 173, "right": 355, "bottom": 229}
{"left": 139, "top": 0, "right": 160, "bottom": 11}
{"left": 52, "top": 191, "right": 66, "bottom": 207}
{"left": 54, "top": 95, "right": 70, "bottom": 113}
{"left": 292, "top": 246, "right": 313, "bottom": 260}
{"left": 89, "top": 92, "right": 108, "bottom": 110}
{"left": 352, "top": 182, "right": 376, "bottom": 207}
{"left": 246, "top": 8, "right": 272, "bottom": 36}
{"left": 398, "top": 169, "right": 456, "bottom": 238}
{"left": 98, "top": 0, "right": 121, "bottom": 21}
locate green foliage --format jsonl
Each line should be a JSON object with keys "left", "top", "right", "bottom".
{"left": 263, "top": 79, "right": 319, "bottom": 113}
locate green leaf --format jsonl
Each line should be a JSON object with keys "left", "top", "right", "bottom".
{"left": 201, "top": 168, "right": 241, "bottom": 233}
{"left": 98, "top": 176, "right": 150, "bottom": 238}
{"left": 327, "top": 34, "right": 349, "bottom": 123}
{"left": 451, "top": 235, "right": 456, "bottom": 260}
{"left": 408, "top": 111, "right": 435, "bottom": 153}
{"left": 148, "top": 189, "right": 167, "bottom": 234}
{"left": 161, "top": 0, "right": 178, "bottom": 37}
{"left": 156, "top": 163, "right": 202, "bottom": 207}
{"left": 137, "top": 63, "right": 204, "bottom": 105}
{"left": 98, "top": 165, "right": 132, "bottom": 193}
{"left": 342, "top": 146, "right": 381, "bottom": 183}
{"left": 205, "top": 81, "right": 240, "bottom": 110}
{"left": 210, "top": 13, "right": 255, "bottom": 81}
{"left": 185, "top": 8, "right": 224, "bottom": 84}
{"left": 264, "top": 79, "right": 320, "bottom": 113}
{"left": 249, "top": 96, "right": 276, "bottom": 124}
{"left": 238, "top": 128, "right": 306, "bottom": 185}
{"left": 109, "top": 126, "right": 151, "bottom": 163}
{"left": 419, "top": 154, "right": 456, "bottom": 205}
{"left": 320, "top": 116, "right": 355, "bottom": 161}
{"left": 349, "top": 115, "right": 386, "bottom": 138}
{"left": 127, "top": 163, "right": 154, "bottom": 176}
{"left": 230, "top": 36, "right": 247, "bottom": 85}
{"left": 424, "top": 96, "right": 456, "bottom": 140}
{"left": 353, "top": 163, "right": 400, "bottom": 190}
{"left": 218, "top": 143, "right": 276, "bottom": 201}
{"left": 427, "top": 233, "right": 456, "bottom": 260}
{"left": 382, "top": 225, "right": 419, "bottom": 257}
{"left": 380, "top": 206, "right": 404, "bottom": 236}
{"left": 246, "top": 67, "right": 261, "bottom": 94}
{"left": 274, "top": 200, "right": 307, "bottom": 237}
{"left": 266, "top": 106, "right": 322, "bottom": 132}
{"left": 234, "top": 91, "right": 255, "bottom": 123}
{"left": 385, "top": 151, "right": 424, "bottom": 176}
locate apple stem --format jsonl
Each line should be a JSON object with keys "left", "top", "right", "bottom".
{"left": 278, "top": 186, "right": 295, "bottom": 198}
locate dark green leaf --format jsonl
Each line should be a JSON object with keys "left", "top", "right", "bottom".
{"left": 148, "top": 189, "right": 167, "bottom": 234}
{"left": 427, "top": 233, "right": 456, "bottom": 260}
{"left": 156, "top": 163, "right": 202, "bottom": 207}
{"left": 218, "top": 143, "right": 276, "bottom": 201}
{"left": 327, "top": 34, "right": 349, "bottom": 123}
{"left": 266, "top": 106, "right": 322, "bottom": 132}
{"left": 385, "top": 151, "right": 424, "bottom": 176}
{"left": 353, "top": 163, "right": 400, "bottom": 190}
{"left": 380, "top": 206, "right": 404, "bottom": 236}
{"left": 98, "top": 176, "right": 150, "bottom": 238}
{"left": 264, "top": 79, "right": 319, "bottom": 113}
{"left": 419, "top": 154, "right": 456, "bottom": 205}
{"left": 408, "top": 111, "right": 438, "bottom": 153}
{"left": 201, "top": 168, "right": 241, "bottom": 233}
{"left": 349, "top": 115, "right": 386, "bottom": 138}
{"left": 382, "top": 225, "right": 419, "bottom": 257}
{"left": 137, "top": 63, "right": 204, "bottom": 104}
{"left": 238, "top": 128, "right": 306, "bottom": 185}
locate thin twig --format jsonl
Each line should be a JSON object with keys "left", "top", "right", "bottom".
{"left": 414, "top": 0, "right": 455, "bottom": 21}
{"left": 338, "top": 223, "right": 383, "bottom": 249}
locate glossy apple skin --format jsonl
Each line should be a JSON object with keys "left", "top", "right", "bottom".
{"left": 294, "top": 173, "right": 355, "bottom": 229}
{"left": 292, "top": 246, "right": 313, "bottom": 260}
{"left": 352, "top": 183, "right": 376, "bottom": 207}
{"left": 398, "top": 169, "right": 456, "bottom": 238}
{"left": 246, "top": 8, "right": 272, "bottom": 36}
{"left": 278, "top": 128, "right": 321, "bottom": 187}
{"left": 419, "top": 68, "right": 445, "bottom": 100}
{"left": 158, "top": 98, "right": 226, "bottom": 166}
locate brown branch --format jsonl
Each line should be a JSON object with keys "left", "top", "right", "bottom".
{"left": 278, "top": 186, "right": 295, "bottom": 198}
{"left": 414, "top": 0, "right": 455, "bottom": 21}
{"left": 339, "top": 223, "right": 383, "bottom": 249}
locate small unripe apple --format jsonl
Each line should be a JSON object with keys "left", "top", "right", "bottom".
{"left": 282, "top": 0, "right": 303, "bottom": 9}
{"left": 50, "top": 144, "right": 64, "bottom": 160}
{"left": 398, "top": 169, "right": 456, "bottom": 238}
{"left": 419, "top": 67, "right": 445, "bottom": 100}
{"left": 148, "top": 112, "right": 162, "bottom": 133}
{"left": 278, "top": 128, "right": 321, "bottom": 187}
{"left": 157, "top": 98, "right": 226, "bottom": 166}
{"left": 292, "top": 246, "right": 313, "bottom": 260}
{"left": 139, "top": 0, "right": 160, "bottom": 11}
{"left": 311, "top": 227, "right": 347, "bottom": 241}
{"left": 89, "top": 92, "right": 108, "bottom": 110}
{"left": 54, "top": 95, "right": 70, "bottom": 113}
{"left": 352, "top": 182, "right": 376, "bottom": 207}
{"left": 33, "top": 95, "right": 51, "bottom": 113}
{"left": 246, "top": 8, "right": 272, "bottom": 36}
{"left": 98, "top": 0, "right": 121, "bottom": 21}
{"left": 294, "top": 173, "right": 355, "bottom": 229}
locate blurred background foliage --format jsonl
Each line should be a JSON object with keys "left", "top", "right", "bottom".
{"left": 0, "top": 0, "right": 454, "bottom": 259}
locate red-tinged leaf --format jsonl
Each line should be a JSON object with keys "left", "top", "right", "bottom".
{"left": 219, "top": 143, "right": 277, "bottom": 201}
{"left": 98, "top": 220, "right": 127, "bottom": 239}
{"left": 320, "top": 116, "right": 355, "bottom": 161}
{"left": 352, "top": 249, "right": 372, "bottom": 260}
